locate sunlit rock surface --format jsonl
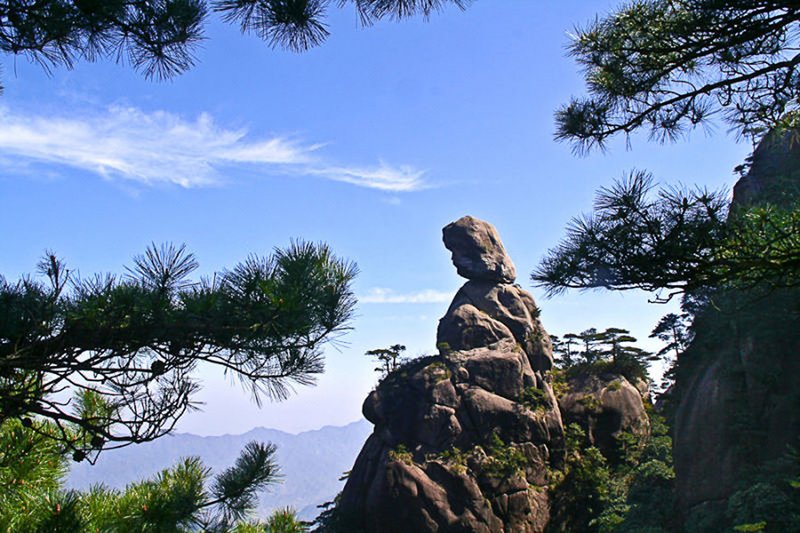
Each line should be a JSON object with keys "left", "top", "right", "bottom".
{"left": 559, "top": 371, "right": 650, "bottom": 463}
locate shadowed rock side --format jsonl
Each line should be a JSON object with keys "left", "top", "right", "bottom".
{"left": 673, "top": 129, "right": 800, "bottom": 519}
{"left": 337, "top": 217, "right": 564, "bottom": 532}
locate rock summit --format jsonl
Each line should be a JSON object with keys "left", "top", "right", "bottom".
{"left": 443, "top": 216, "right": 517, "bottom": 284}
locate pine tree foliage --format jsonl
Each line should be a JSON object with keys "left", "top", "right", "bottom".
{"left": 0, "top": 241, "right": 356, "bottom": 461}
{"left": 364, "top": 343, "right": 406, "bottom": 377}
{"left": 0, "top": 419, "right": 68, "bottom": 528}
{"left": 647, "top": 312, "right": 694, "bottom": 392}
{"left": 649, "top": 313, "right": 693, "bottom": 360}
{"left": 556, "top": 0, "right": 800, "bottom": 151}
{"left": 547, "top": 2, "right": 800, "bottom": 301}
{"left": 0, "top": 418, "right": 283, "bottom": 531}
{"left": 551, "top": 326, "right": 657, "bottom": 381}
{"left": 210, "top": 441, "right": 280, "bottom": 527}
{"left": 532, "top": 171, "right": 800, "bottom": 302}
{"left": 0, "top": 0, "right": 470, "bottom": 88}
{"left": 264, "top": 506, "right": 309, "bottom": 532}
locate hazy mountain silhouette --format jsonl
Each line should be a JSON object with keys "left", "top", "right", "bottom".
{"left": 67, "top": 419, "right": 371, "bottom": 521}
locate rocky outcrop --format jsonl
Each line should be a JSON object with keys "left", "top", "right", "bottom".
{"left": 673, "top": 129, "right": 800, "bottom": 519}
{"left": 673, "top": 288, "right": 800, "bottom": 517}
{"left": 731, "top": 128, "right": 800, "bottom": 209}
{"left": 337, "top": 216, "right": 564, "bottom": 532}
{"left": 558, "top": 371, "right": 650, "bottom": 463}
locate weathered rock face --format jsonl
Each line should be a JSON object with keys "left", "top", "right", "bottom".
{"left": 437, "top": 281, "right": 553, "bottom": 374}
{"left": 442, "top": 216, "right": 517, "bottom": 283}
{"left": 674, "top": 289, "right": 800, "bottom": 516}
{"left": 559, "top": 371, "right": 650, "bottom": 463}
{"left": 731, "top": 128, "right": 800, "bottom": 209}
{"left": 337, "top": 217, "right": 563, "bottom": 532}
{"left": 673, "top": 129, "right": 800, "bottom": 518}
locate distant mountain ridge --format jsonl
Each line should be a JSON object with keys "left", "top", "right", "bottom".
{"left": 67, "top": 419, "right": 371, "bottom": 521}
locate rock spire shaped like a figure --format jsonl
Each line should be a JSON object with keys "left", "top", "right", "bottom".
{"left": 443, "top": 216, "right": 517, "bottom": 283}
{"left": 335, "top": 216, "right": 564, "bottom": 532}
{"left": 438, "top": 216, "right": 552, "bottom": 372}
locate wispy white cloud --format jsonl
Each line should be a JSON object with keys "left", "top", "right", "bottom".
{"left": 0, "top": 106, "right": 428, "bottom": 191}
{"left": 307, "top": 163, "right": 428, "bottom": 192}
{"left": 360, "top": 287, "right": 452, "bottom": 304}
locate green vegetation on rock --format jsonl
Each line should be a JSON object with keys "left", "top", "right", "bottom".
{"left": 481, "top": 432, "right": 529, "bottom": 479}
{"left": 551, "top": 326, "right": 656, "bottom": 382}
{"left": 387, "top": 444, "right": 413, "bottom": 466}
{"left": 547, "top": 409, "right": 676, "bottom": 533}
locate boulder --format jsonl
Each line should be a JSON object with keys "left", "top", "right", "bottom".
{"left": 436, "top": 303, "right": 515, "bottom": 354}
{"left": 559, "top": 371, "right": 650, "bottom": 463}
{"left": 443, "top": 216, "right": 517, "bottom": 283}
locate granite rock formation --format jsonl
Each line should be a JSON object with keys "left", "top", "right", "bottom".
{"left": 673, "top": 129, "right": 800, "bottom": 520}
{"left": 442, "top": 215, "right": 517, "bottom": 284}
{"left": 336, "top": 216, "right": 564, "bottom": 532}
{"left": 558, "top": 371, "right": 650, "bottom": 463}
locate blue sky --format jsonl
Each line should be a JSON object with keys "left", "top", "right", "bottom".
{"left": 1, "top": 2, "right": 753, "bottom": 435}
